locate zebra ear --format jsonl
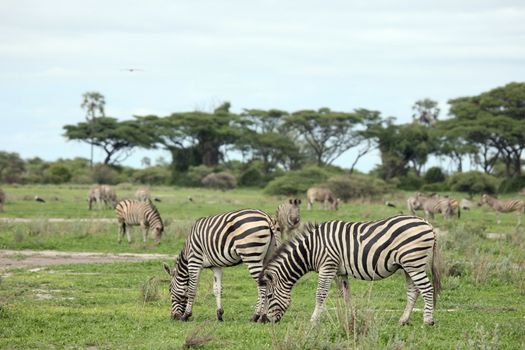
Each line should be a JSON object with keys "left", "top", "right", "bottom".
{"left": 163, "top": 262, "right": 172, "bottom": 276}
{"left": 288, "top": 198, "right": 293, "bottom": 204}
{"left": 294, "top": 198, "right": 301, "bottom": 206}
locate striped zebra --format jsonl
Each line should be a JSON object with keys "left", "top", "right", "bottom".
{"left": 115, "top": 199, "right": 164, "bottom": 244}
{"left": 162, "top": 208, "right": 280, "bottom": 322}
{"left": 478, "top": 194, "right": 524, "bottom": 225}
{"left": 135, "top": 188, "right": 150, "bottom": 202}
{"left": 276, "top": 199, "right": 301, "bottom": 241}
{"left": 415, "top": 192, "right": 455, "bottom": 220}
{"left": 88, "top": 185, "right": 117, "bottom": 210}
{"left": 258, "top": 215, "right": 440, "bottom": 325}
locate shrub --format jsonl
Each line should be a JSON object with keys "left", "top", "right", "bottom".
{"left": 498, "top": 176, "right": 525, "bottom": 193}
{"left": 326, "top": 173, "right": 392, "bottom": 201}
{"left": 92, "top": 164, "right": 120, "bottom": 185}
{"left": 45, "top": 164, "right": 72, "bottom": 184}
{"left": 424, "top": 167, "right": 446, "bottom": 184}
{"left": 264, "top": 166, "right": 334, "bottom": 196}
{"left": 132, "top": 166, "right": 170, "bottom": 185}
{"left": 239, "top": 167, "right": 264, "bottom": 187}
{"left": 396, "top": 172, "right": 424, "bottom": 191}
{"left": 448, "top": 171, "right": 498, "bottom": 197}
{"left": 421, "top": 182, "right": 449, "bottom": 192}
{"left": 201, "top": 172, "right": 237, "bottom": 190}
{"left": 185, "top": 165, "right": 215, "bottom": 187}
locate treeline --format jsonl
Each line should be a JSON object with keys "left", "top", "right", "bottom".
{"left": 1, "top": 82, "right": 524, "bottom": 196}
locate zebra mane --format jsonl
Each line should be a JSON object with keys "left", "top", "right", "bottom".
{"left": 262, "top": 221, "right": 319, "bottom": 269}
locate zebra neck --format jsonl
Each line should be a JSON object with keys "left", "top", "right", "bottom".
{"left": 276, "top": 234, "right": 316, "bottom": 286}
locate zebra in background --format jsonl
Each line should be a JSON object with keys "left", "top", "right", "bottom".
{"left": 135, "top": 187, "right": 150, "bottom": 202}
{"left": 88, "top": 185, "right": 117, "bottom": 210}
{"left": 0, "top": 188, "right": 5, "bottom": 212}
{"left": 414, "top": 192, "right": 455, "bottom": 220}
{"left": 162, "top": 208, "right": 280, "bottom": 322}
{"left": 478, "top": 194, "right": 524, "bottom": 225}
{"left": 258, "top": 215, "right": 440, "bottom": 325}
{"left": 276, "top": 198, "right": 301, "bottom": 241}
{"left": 115, "top": 199, "right": 164, "bottom": 244}
{"left": 306, "top": 187, "right": 340, "bottom": 211}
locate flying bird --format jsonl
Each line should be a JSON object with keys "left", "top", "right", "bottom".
{"left": 122, "top": 68, "right": 143, "bottom": 72}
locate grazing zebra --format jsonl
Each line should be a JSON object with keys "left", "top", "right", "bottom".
{"left": 162, "top": 208, "right": 280, "bottom": 322}
{"left": 415, "top": 192, "right": 455, "bottom": 220}
{"left": 276, "top": 199, "right": 301, "bottom": 241}
{"left": 306, "top": 187, "right": 340, "bottom": 211}
{"left": 478, "top": 194, "right": 524, "bottom": 225}
{"left": 0, "top": 188, "right": 5, "bottom": 211}
{"left": 258, "top": 215, "right": 440, "bottom": 325}
{"left": 135, "top": 188, "right": 150, "bottom": 202}
{"left": 115, "top": 199, "right": 164, "bottom": 244}
{"left": 88, "top": 185, "right": 117, "bottom": 210}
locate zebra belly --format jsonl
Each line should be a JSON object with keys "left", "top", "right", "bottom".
{"left": 339, "top": 261, "right": 399, "bottom": 281}
{"left": 201, "top": 250, "right": 241, "bottom": 268}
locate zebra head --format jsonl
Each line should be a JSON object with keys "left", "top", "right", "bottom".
{"left": 163, "top": 257, "right": 188, "bottom": 320}
{"left": 478, "top": 194, "right": 489, "bottom": 206}
{"left": 152, "top": 222, "right": 164, "bottom": 244}
{"left": 258, "top": 269, "right": 292, "bottom": 323}
{"left": 285, "top": 198, "right": 301, "bottom": 229}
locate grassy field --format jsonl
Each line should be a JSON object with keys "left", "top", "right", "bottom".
{"left": 1, "top": 185, "right": 524, "bottom": 349}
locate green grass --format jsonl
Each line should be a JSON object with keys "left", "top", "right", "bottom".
{"left": 1, "top": 185, "right": 525, "bottom": 348}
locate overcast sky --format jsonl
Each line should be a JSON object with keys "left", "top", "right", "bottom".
{"left": 1, "top": 0, "right": 524, "bottom": 172}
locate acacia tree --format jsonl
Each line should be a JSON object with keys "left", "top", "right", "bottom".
{"left": 412, "top": 98, "right": 440, "bottom": 126}
{"left": 80, "top": 92, "right": 106, "bottom": 167}
{"left": 63, "top": 117, "right": 153, "bottom": 165}
{"left": 239, "top": 109, "right": 302, "bottom": 172}
{"left": 285, "top": 107, "right": 379, "bottom": 166}
{"left": 445, "top": 82, "right": 525, "bottom": 177}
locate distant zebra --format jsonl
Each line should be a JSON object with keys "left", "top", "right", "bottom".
{"left": 259, "top": 215, "right": 440, "bottom": 325}
{"left": 162, "top": 208, "right": 280, "bottom": 322}
{"left": 478, "top": 194, "right": 524, "bottom": 225}
{"left": 0, "top": 188, "right": 5, "bottom": 212}
{"left": 306, "top": 187, "right": 340, "bottom": 211}
{"left": 88, "top": 185, "right": 117, "bottom": 210}
{"left": 276, "top": 199, "right": 301, "bottom": 241}
{"left": 135, "top": 187, "right": 150, "bottom": 202}
{"left": 115, "top": 199, "right": 164, "bottom": 244}
{"left": 415, "top": 192, "right": 455, "bottom": 220}
{"left": 88, "top": 185, "right": 102, "bottom": 210}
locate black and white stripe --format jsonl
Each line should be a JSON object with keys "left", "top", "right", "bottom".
{"left": 275, "top": 199, "right": 301, "bottom": 241}
{"left": 479, "top": 194, "right": 524, "bottom": 225}
{"left": 115, "top": 199, "right": 164, "bottom": 244}
{"left": 163, "top": 208, "right": 279, "bottom": 322}
{"left": 259, "top": 215, "right": 440, "bottom": 325}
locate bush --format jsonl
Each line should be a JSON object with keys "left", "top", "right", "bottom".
{"left": 396, "top": 172, "right": 424, "bottom": 191}
{"left": 45, "top": 164, "right": 72, "bottom": 184}
{"left": 201, "top": 172, "right": 237, "bottom": 190}
{"left": 421, "top": 182, "right": 449, "bottom": 192}
{"left": 92, "top": 164, "right": 120, "bottom": 185}
{"left": 264, "top": 166, "right": 335, "bottom": 196}
{"left": 239, "top": 167, "right": 264, "bottom": 187}
{"left": 424, "top": 167, "right": 446, "bottom": 184}
{"left": 326, "top": 174, "right": 392, "bottom": 201}
{"left": 448, "top": 171, "right": 498, "bottom": 197}
{"left": 184, "top": 165, "right": 215, "bottom": 187}
{"left": 498, "top": 176, "right": 525, "bottom": 193}
{"left": 132, "top": 166, "right": 170, "bottom": 185}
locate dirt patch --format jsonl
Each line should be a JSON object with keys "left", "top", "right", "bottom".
{"left": 0, "top": 249, "right": 175, "bottom": 271}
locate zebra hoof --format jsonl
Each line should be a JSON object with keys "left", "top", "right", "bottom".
{"left": 424, "top": 318, "right": 435, "bottom": 326}
{"left": 217, "top": 308, "right": 224, "bottom": 321}
{"left": 251, "top": 314, "right": 260, "bottom": 322}
{"left": 180, "top": 313, "right": 192, "bottom": 322}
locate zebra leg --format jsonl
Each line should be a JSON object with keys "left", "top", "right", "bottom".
{"left": 403, "top": 268, "right": 435, "bottom": 325}
{"left": 141, "top": 223, "right": 148, "bottom": 243}
{"left": 181, "top": 266, "right": 202, "bottom": 321}
{"left": 335, "top": 275, "right": 350, "bottom": 302}
{"left": 212, "top": 267, "right": 224, "bottom": 321}
{"left": 310, "top": 266, "right": 338, "bottom": 324}
{"left": 497, "top": 212, "right": 501, "bottom": 225}
{"left": 126, "top": 225, "right": 132, "bottom": 244}
{"left": 239, "top": 256, "right": 266, "bottom": 322}
{"left": 399, "top": 272, "right": 419, "bottom": 325}
{"left": 118, "top": 222, "right": 125, "bottom": 243}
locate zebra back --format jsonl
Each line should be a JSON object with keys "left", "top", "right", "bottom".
{"left": 115, "top": 199, "right": 163, "bottom": 230}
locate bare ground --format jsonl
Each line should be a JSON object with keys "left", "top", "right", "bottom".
{"left": 0, "top": 249, "right": 175, "bottom": 271}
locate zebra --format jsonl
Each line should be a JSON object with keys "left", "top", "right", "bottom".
{"left": 135, "top": 188, "right": 150, "bottom": 202}
{"left": 275, "top": 199, "right": 301, "bottom": 241}
{"left": 88, "top": 185, "right": 102, "bottom": 210}
{"left": 115, "top": 199, "right": 164, "bottom": 244}
{"left": 258, "top": 215, "right": 440, "bottom": 325}
{"left": 162, "top": 208, "right": 280, "bottom": 322}
{"left": 306, "top": 187, "right": 340, "bottom": 211}
{"left": 88, "top": 185, "right": 117, "bottom": 210}
{"left": 478, "top": 194, "right": 524, "bottom": 225}
{"left": 414, "top": 192, "right": 455, "bottom": 220}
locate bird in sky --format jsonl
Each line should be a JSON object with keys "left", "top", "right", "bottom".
{"left": 121, "top": 68, "right": 143, "bottom": 72}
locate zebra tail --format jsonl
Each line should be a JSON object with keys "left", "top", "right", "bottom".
{"left": 431, "top": 239, "right": 442, "bottom": 308}
{"left": 458, "top": 206, "right": 461, "bottom": 219}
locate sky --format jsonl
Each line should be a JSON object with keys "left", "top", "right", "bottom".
{"left": 1, "top": 0, "right": 524, "bottom": 173}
